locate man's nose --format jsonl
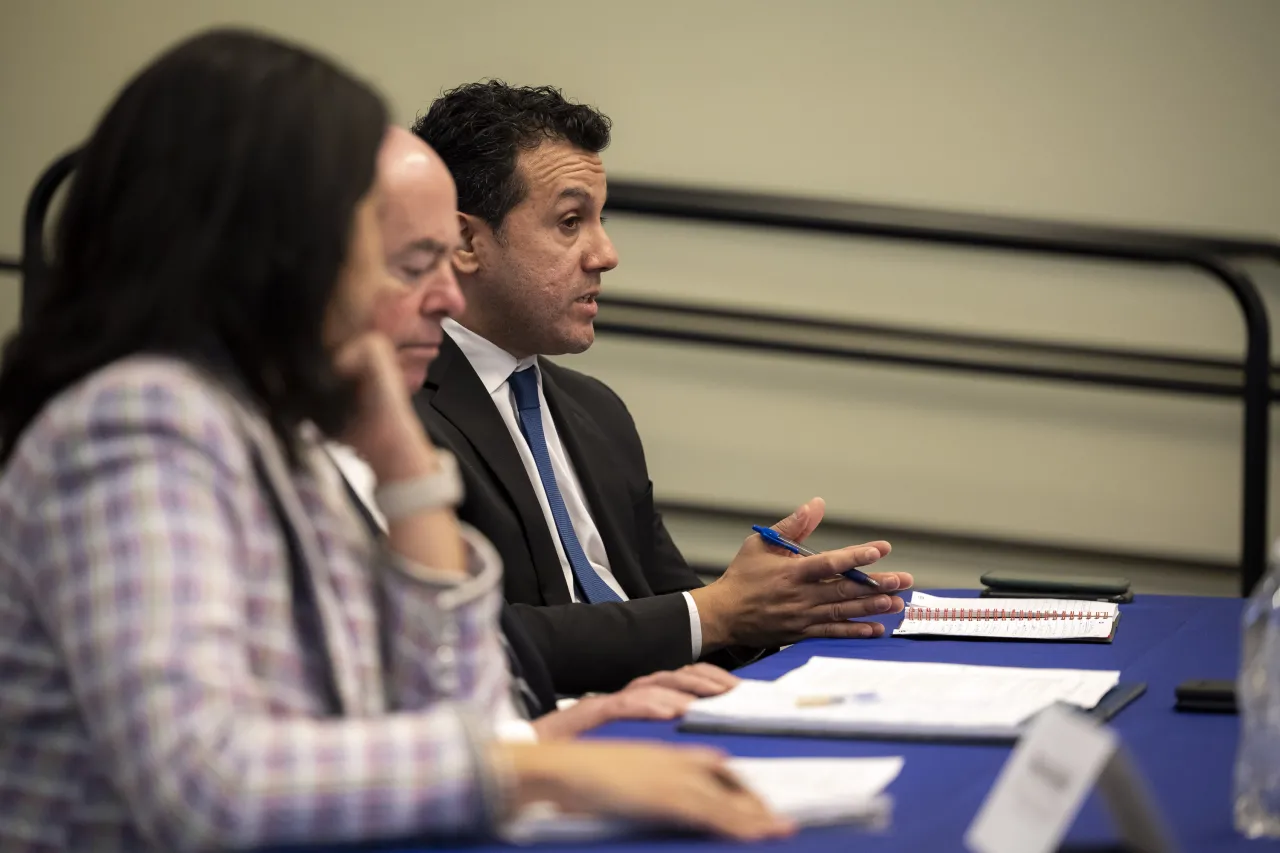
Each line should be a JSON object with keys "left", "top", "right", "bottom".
{"left": 424, "top": 263, "right": 466, "bottom": 318}
{"left": 585, "top": 226, "right": 619, "bottom": 273}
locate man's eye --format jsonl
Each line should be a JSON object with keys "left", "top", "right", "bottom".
{"left": 561, "top": 216, "right": 581, "bottom": 230}
{"left": 401, "top": 254, "right": 443, "bottom": 279}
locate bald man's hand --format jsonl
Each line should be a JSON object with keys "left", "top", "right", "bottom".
{"left": 689, "top": 498, "right": 912, "bottom": 651}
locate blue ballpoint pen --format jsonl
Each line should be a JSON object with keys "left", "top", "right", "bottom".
{"left": 751, "top": 524, "right": 882, "bottom": 589}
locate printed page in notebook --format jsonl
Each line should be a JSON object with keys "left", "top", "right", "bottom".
{"left": 499, "top": 756, "right": 904, "bottom": 845}
{"left": 682, "top": 657, "right": 1120, "bottom": 740}
{"left": 893, "top": 591, "right": 1119, "bottom": 640}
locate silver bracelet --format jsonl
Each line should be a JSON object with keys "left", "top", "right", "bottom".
{"left": 373, "top": 450, "right": 463, "bottom": 521}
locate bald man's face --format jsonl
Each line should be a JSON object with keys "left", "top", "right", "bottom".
{"left": 372, "top": 137, "right": 466, "bottom": 392}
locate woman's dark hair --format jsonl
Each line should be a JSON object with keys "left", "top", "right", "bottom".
{"left": 412, "top": 81, "right": 611, "bottom": 232}
{"left": 0, "top": 28, "right": 388, "bottom": 464}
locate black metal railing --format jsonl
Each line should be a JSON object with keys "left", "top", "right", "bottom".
{"left": 665, "top": 499, "right": 1240, "bottom": 580}
{"left": 597, "top": 293, "right": 1280, "bottom": 400}
{"left": 602, "top": 181, "right": 1276, "bottom": 596}
{"left": 606, "top": 182, "right": 1280, "bottom": 262}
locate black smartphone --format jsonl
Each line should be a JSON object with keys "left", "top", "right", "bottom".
{"left": 980, "top": 571, "right": 1131, "bottom": 596}
{"left": 979, "top": 589, "right": 1133, "bottom": 604}
{"left": 1174, "top": 679, "right": 1237, "bottom": 713}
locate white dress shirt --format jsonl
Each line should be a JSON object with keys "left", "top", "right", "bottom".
{"left": 326, "top": 442, "right": 539, "bottom": 744}
{"left": 442, "top": 319, "right": 703, "bottom": 660}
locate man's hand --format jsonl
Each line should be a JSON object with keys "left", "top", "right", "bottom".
{"left": 690, "top": 497, "right": 914, "bottom": 650}
{"left": 626, "top": 663, "right": 740, "bottom": 697}
{"left": 531, "top": 664, "right": 740, "bottom": 740}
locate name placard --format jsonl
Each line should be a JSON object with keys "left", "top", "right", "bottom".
{"left": 966, "top": 705, "right": 1176, "bottom": 853}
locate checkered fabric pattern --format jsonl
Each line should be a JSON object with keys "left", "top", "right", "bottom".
{"left": 0, "top": 357, "right": 511, "bottom": 852}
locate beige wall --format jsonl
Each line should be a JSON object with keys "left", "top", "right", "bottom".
{"left": 3, "top": 0, "right": 1280, "bottom": 583}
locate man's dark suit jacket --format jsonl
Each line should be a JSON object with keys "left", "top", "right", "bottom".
{"left": 416, "top": 335, "right": 754, "bottom": 694}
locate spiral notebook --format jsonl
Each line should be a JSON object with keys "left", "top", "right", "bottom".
{"left": 892, "top": 591, "right": 1121, "bottom": 642}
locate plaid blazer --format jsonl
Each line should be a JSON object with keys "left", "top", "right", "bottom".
{"left": 0, "top": 357, "right": 512, "bottom": 852}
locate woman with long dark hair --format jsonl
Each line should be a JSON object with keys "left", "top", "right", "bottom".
{"left": 0, "top": 28, "right": 790, "bottom": 851}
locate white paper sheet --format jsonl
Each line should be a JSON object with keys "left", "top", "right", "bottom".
{"left": 501, "top": 755, "right": 903, "bottom": 844}
{"left": 682, "top": 657, "right": 1120, "bottom": 740}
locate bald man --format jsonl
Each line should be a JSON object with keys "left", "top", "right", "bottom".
{"left": 327, "top": 128, "right": 740, "bottom": 740}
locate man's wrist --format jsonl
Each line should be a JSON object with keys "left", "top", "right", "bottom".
{"left": 690, "top": 584, "right": 733, "bottom": 651}
{"left": 535, "top": 696, "right": 610, "bottom": 740}
{"left": 576, "top": 694, "right": 613, "bottom": 730}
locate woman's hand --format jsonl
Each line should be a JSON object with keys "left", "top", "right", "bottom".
{"left": 498, "top": 741, "right": 794, "bottom": 841}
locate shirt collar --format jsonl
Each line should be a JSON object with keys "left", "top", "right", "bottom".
{"left": 442, "top": 318, "right": 538, "bottom": 395}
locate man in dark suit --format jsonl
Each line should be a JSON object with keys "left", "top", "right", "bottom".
{"left": 412, "top": 83, "right": 913, "bottom": 694}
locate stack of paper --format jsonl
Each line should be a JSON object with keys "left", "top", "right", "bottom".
{"left": 893, "top": 592, "right": 1120, "bottom": 642}
{"left": 501, "top": 756, "right": 903, "bottom": 844}
{"left": 681, "top": 656, "right": 1120, "bottom": 741}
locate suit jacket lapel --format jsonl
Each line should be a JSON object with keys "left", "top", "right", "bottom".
{"left": 539, "top": 361, "right": 649, "bottom": 597}
{"left": 424, "top": 337, "right": 572, "bottom": 604}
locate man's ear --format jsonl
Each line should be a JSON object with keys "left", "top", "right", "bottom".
{"left": 455, "top": 212, "right": 483, "bottom": 275}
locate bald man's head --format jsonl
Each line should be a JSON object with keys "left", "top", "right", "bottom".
{"left": 379, "top": 126, "right": 444, "bottom": 189}
{"left": 369, "top": 126, "right": 465, "bottom": 392}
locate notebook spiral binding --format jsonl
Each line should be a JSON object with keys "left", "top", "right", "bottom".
{"left": 903, "top": 607, "right": 1100, "bottom": 621}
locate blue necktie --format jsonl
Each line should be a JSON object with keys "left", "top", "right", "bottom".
{"left": 508, "top": 366, "right": 622, "bottom": 604}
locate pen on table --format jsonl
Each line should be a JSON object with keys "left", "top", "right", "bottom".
{"left": 751, "top": 524, "right": 881, "bottom": 589}
{"left": 795, "top": 692, "right": 880, "bottom": 707}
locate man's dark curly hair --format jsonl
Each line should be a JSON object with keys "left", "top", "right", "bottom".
{"left": 412, "top": 80, "right": 611, "bottom": 231}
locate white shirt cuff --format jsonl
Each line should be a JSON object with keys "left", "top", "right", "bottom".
{"left": 682, "top": 591, "right": 703, "bottom": 660}
{"left": 495, "top": 718, "right": 539, "bottom": 744}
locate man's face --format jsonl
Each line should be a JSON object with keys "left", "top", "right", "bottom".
{"left": 460, "top": 139, "right": 618, "bottom": 358}
{"left": 372, "top": 151, "right": 466, "bottom": 393}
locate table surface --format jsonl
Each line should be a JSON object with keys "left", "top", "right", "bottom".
{"left": 362, "top": 591, "right": 1273, "bottom": 852}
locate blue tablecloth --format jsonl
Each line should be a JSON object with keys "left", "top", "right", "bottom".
{"left": 363, "top": 591, "right": 1271, "bottom": 851}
